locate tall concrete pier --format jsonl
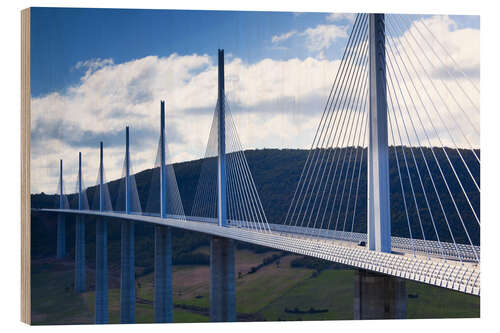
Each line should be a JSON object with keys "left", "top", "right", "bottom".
{"left": 209, "top": 49, "right": 236, "bottom": 322}
{"left": 95, "top": 142, "right": 109, "bottom": 324}
{"left": 120, "top": 126, "right": 136, "bottom": 323}
{"left": 354, "top": 270, "right": 407, "bottom": 319}
{"left": 210, "top": 236, "right": 236, "bottom": 322}
{"left": 74, "top": 152, "right": 86, "bottom": 293}
{"left": 154, "top": 226, "right": 173, "bottom": 322}
{"left": 56, "top": 159, "right": 66, "bottom": 259}
{"left": 154, "top": 101, "right": 173, "bottom": 323}
{"left": 95, "top": 217, "right": 108, "bottom": 323}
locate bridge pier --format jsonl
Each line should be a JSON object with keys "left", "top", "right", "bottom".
{"left": 74, "top": 215, "right": 86, "bottom": 292}
{"left": 95, "top": 142, "right": 108, "bottom": 324}
{"left": 354, "top": 269, "right": 406, "bottom": 320}
{"left": 56, "top": 214, "right": 66, "bottom": 258}
{"left": 75, "top": 152, "right": 86, "bottom": 293}
{"left": 154, "top": 101, "right": 173, "bottom": 323}
{"left": 95, "top": 217, "right": 108, "bottom": 324}
{"left": 210, "top": 236, "right": 236, "bottom": 322}
{"left": 56, "top": 159, "right": 66, "bottom": 259}
{"left": 120, "top": 222, "right": 135, "bottom": 323}
{"left": 154, "top": 226, "right": 173, "bottom": 322}
{"left": 120, "top": 127, "right": 135, "bottom": 324}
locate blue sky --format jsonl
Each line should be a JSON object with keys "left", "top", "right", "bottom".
{"left": 31, "top": 8, "right": 355, "bottom": 97}
{"left": 30, "top": 8, "right": 479, "bottom": 98}
{"left": 29, "top": 8, "right": 479, "bottom": 194}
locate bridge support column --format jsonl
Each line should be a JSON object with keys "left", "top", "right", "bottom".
{"left": 74, "top": 216, "right": 86, "bottom": 292}
{"left": 354, "top": 269, "right": 406, "bottom": 319}
{"left": 154, "top": 101, "right": 173, "bottom": 323}
{"left": 154, "top": 226, "right": 173, "bottom": 322}
{"left": 56, "top": 214, "right": 66, "bottom": 258}
{"left": 120, "top": 126, "right": 136, "bottom": 324}
{"left": 95, "top": 142, "right": 108, "bottom": 324}
{"left": 75, "top": 152, "right": 86, "bottom": 293}
{"left": 210, "top": 236, "right": 236, "bottom": 322}
{"left": 95, "top": 217, "right": 108, "bottom": 324}
{"left": 120, "top": 222, "right": 135, "bottom": 323}
{"left": 56, "top": 159, "right": 66, "bottom": 258}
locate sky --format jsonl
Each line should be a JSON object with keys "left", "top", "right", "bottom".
{"left": 30, "top": 8, "right": 480, "bottom": 194}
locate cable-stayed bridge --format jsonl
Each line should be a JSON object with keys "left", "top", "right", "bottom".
{"left": 34, "top": 13, "right": 480, "bottom": 323}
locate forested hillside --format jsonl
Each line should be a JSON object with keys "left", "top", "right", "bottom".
{"left": 31, "top": 147, "right": 479, "bottom": 265}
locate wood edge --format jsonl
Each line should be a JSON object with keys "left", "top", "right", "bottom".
{"left": 21, "top": 7, "right": 31, "bottom": 325}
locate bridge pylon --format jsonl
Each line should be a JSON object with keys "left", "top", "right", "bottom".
{"left": 56, "top": 159, "right": 66, "bottom": 259}
{"left": 154, "top": 100, "right": 173, "bottom": 323}
{"left": 74, "top": 152, "right": 86, "bottom": 293}
{"left": 355, "top": 13, "right": 406, "bottom": 320}
{"left": 95, "top": 141, "right": 109, "bottom": 324}
{"left": 367, "top": 13, "right": 391, "bottom": 253}
{"left": 120, "top": 126, "right": 136, "bottom": 323}
{"left": 217, "top": 49, "right": 228, "bottom": 228}
{"left": 210, "top": 49, "right": 236, "bottom": 322}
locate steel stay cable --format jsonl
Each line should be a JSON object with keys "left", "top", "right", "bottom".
{"left": 320, "top": 80, "right": 368, "bottom": 235}
{"left": 228, "top": 116, "right": 272, "bottom": 233}
{"left": 307, "top": 47, "right": 369, "bottom": 233}
{"left": 409, "top": 14, "right": 480, "bottom": 104}
{"left": 294, "top": 21, "right": 370, "bottom": 231}
{"left": 226, "top": 135, "right": 259, "bottom": 232}
{"left": 385, "top": 18, "right": 479, "bottom": 261}
{"left": 395, "top": 15, "right": 480, "bottom": 138}
{"left": 205, "top": 108, "right": 219, "bottom": 218}
{"left": 191, "top": 105, "right": 218, "bottom": 217}
{"left": 401, "top": 16, "right": 482, "bottom": 165}
{"left": 289, "top": 23, "right": 368, "bottom": 230}
{"left": 392, "top": 14, "right": 481, "bottom": 187}
{"left": 389, "top": 15, "right": 481, "bottom": 223}
{"left": 348, "top": 113, "right": 368, "bottom": 241}
{"left": 227, "top": 148, "right": 255, "bottom": 230}
{"left": 297, "top": 18, "right": 370, "bottom": 231}
{"left": 387, "top": 99, "right": 417, "bottom": 258}
{"left": 329, "top": 79, "right": 369, "bottom": 234}
{"left": 304, "top": 34, "right": 370, "bottom": 232}
{"left": 312, "top": 47, "right": 370, "bottom": 235}
{"left": 287, "top": 14, "right": 368, "bottom": 228}
{"left": 225, "top": 112, "right": 262, "bottom": 232}
{"left": 335, "top": 85, "right": 369, "bottom": 235}
{"left": 341, "top": 97, "right": 368, "bottom": 234}
{"left": 225, "top": 114, "right": 260, "bottom": 232}
{"left": 227, "top": 142, "right": 248, "bottom": 228}
{"left": 226, "top": 105, "right": 271, "bottom": 232}
{"left": 386, "top": 76, "right": 431, "bottom": 259}
{"left": 384, "top": 27, "right": 451, "bottom": 261}
{"left": 284, "top": 13, "right": 366, "bottom": 226}
{"left": 226, "top": 150, "right": 241, "bottom": 226}
{"left": 231, "top": 150, "right": 255, "bottom": 230}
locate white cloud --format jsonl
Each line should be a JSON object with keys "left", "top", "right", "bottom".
{"left": 326, "top": 13, "right": 356, "bottom": 23}
{"left": 31, "top": 54, "right": 344, "bottom": 194}
{"left": 30, "top": 15, "right": 479, "bottom": 196}
{"left": 379, "top": 15, "right": 480, "bottom": 152}
{"left": 270, "top": 23, "right": 348, "bottom": 54}
{"left": 73, "top": 58, "right": 114, "bottom": 81}
{"left": 271, "top": 30, "right": 297, "bottom": 44}
{"left": 301, "top": 24, "right": 348, "bottom": 52}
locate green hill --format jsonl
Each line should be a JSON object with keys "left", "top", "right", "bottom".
{"left": 31, "top": 147, "right": 480, "bottom": 261}
{"left": 29, "top": 147, "right": 480, "bottom": 324}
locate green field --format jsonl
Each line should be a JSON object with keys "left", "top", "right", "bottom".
{"left": 31, "top": 248, "right": 479, "bottom": 325}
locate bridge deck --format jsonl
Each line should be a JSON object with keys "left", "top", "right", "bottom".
{"left": 37, "top": 208, "right": 480, "bottom": 296}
